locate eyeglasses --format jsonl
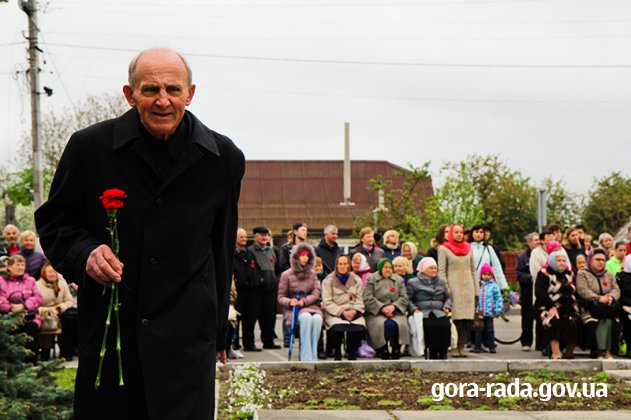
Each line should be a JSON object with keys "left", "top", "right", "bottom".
{"left": 592, "top": 258, "right": 606, "bottom": 262}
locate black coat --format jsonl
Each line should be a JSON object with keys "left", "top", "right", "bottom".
{"left": 315, "top": 239, "right": 342, "bottom": 277}
{"left": 34, "top": 108, "right": 245, "bottom": 420}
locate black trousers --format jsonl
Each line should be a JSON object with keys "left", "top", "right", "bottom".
{"left": 21, "top": 321, "right": 40, "bottom": 364}
{"left": 59, "top": 310, "right": 78, "bottom": 359}
{"left": 237, "top": 290, "right": 260, "bottom": 348}
{"left": 258, "top": 290, "right": 278, "bottom": 345}
{"left": 520, "top": 281, "right": 535, "bottom": 347}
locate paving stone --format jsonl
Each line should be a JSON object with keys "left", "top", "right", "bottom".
{"left": 508, "top": 359, "right": 600, "bottom": 372}
{"left": 410, "top": 360, "right": 508, "bottom": 372}
{"left": 255, "top": 410, "right": 393, "bottom": 419}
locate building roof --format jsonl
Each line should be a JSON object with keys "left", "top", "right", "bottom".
{"left": 238, "top": 160, "right": 434, "bottom": 236}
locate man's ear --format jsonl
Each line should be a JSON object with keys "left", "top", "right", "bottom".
{"left": 123, "top": 85, "right": 136, "bottom": 107}
{"left": 185, "top": 84, "right": 196, "bottom": 106}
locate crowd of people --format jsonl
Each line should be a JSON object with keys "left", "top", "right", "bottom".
{"left": 231, "top": 221, "right": 631, "bottom": 361}
{"left": 2, "top": 220, "right": 631, "bottom": 363}
{"left": 0, "top": 224, "right": 78, "bottom": 364}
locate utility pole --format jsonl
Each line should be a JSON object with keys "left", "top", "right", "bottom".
{"left": 21, "top": 0, "right": 44, "bottom": 209}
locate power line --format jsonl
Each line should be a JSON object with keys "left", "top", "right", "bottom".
{"left": 44, "top": 42, "right": 631, "bottom": 69}
{"left": 0, "top": 42, "right": 27, "bottom": 47}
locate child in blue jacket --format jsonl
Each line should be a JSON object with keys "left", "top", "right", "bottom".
{"left": 473, "top": 263, "right": 503, "bottom": 353}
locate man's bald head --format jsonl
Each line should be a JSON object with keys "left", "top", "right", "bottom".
{"left": 128, "top": 48, "right": 193, "bottom": 88}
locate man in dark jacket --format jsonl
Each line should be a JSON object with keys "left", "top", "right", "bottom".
{"left": 516, "top": 232, "right": 540, "bottom": 351}
{"left": 248, "top": 226, "right": 282, "bottom": 349}
{"left": 233, "top": 228, "right": 261, "bottom": 351}
{"left": 315, "top": 224, "right": 342, "bottom": 277}
{"left": 279, "top": 222, "right": 308, "bottom": 272}
{"left": 34, "top": 48, "right": 244, "bottom": 420}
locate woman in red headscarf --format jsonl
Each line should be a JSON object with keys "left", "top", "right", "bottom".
{"left": 438, "top": 223, "right": 479, "bottom": 357}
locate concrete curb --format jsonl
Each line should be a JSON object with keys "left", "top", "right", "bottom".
{"left": 219, "top": 359, "right": 631, "bottom": 373}
{"left": 255, "top": 410, "right": 631, "bottom": 419}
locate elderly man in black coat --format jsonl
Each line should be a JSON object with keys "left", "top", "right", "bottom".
{"left": 35, "top": 48, "right": 245, "bottom": 420}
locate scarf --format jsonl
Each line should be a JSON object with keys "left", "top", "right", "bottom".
{"left": 625, "top": 254, "right": 631, "bottom": 274}
{"left": 443, "top": 223, "right": 471, "bottom": 256}
{"left": 402, "top": 241, "right": 418, "bottom": 259}
{"left": 384, "top": 243, "right": 398, "bottom": 250}
{"left": 41, "top": 277, "right": 61, "bottom": 298}
{"left": 377, "top": 258, "right": 393, "bottom": 277}
{"left": 353, "top": 253, "right": 370, "bottom": 273}
{"left": 336, "top": 273, "right": 350, "bottom": 286}
{"left": 587, "top": 249, "right": 608, "bottom": 277}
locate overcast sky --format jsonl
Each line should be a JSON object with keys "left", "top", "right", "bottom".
{"left": 1, "top": 0, "right": 630, "bottom": 196}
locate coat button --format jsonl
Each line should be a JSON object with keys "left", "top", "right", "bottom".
{"left": 149, "top": 257, "right": 158, "bottom": 266}
{"left": 156, "top": 198, "right": 164, "bottom": 207}
{"left": 141, "top": 318, "right": 149, "bottom": 326}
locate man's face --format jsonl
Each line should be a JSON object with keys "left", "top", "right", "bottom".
{"left": 576, "top": 228, "right": 585, "bottom": 239}
{"left": 324, "top": 229, "right": 338, "bottom": 244}
{"left": 4, "top": 227, "right": 18, "bottom": 245}
{"left": 543, "top": 233, "right": 555, "bottom": 246}
{"left": 236, "top": 230, "right": 248, "bottom": 248}
{"left": 123, "top": 50, "right": 195, "bottom": 140}
{"left": 254, "top": 233, "right": 270, "bottom": 247}
{"left": 527, "top": 236, "right": 540, "bottom": 250}
{"left": 553, "top": 229, "right": 562, "bottom": 241}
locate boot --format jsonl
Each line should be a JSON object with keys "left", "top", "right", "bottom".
{"left": 346, "top": 332, "right": 361, "bottom": 361}
{"left": 458, "top": 345, "right": 468, "bottom": 357}
{"left": 391, "top": 344, "right": 401, "bottom": 360}
{"left": 378, "top": 345, "right": 390, "bottom": 360}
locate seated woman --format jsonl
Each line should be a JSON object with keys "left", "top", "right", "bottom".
{"left": 321, "top": 255, "right": 366, "bottom": 360}
{"left": 363, "top": 259, "right": 409, "bottom": 360}
{"left": 535, "top": 251, "right": 581, "bottom": 359}
{"left": 36, "top": 262, "right": 76, "bottom": 361}
{"left": 277, "top": 243, "right": 323, "bottom": 361}
{"left": 393, "top": 256, "right": 415, "bottom": 286}
{"left": 0, "top": 255, "right": 44, "bottom": 364}
{"left": 576, "top": 249, "right": 621, "bottom": 359}
{"left": 406, "top": 257, "right": 451, "bottom": 359}
{"left": 16, "top": 230, "right": 47, "bottom": 279}
{"left": 351, "top": 253, "right": 371, "bottom": 288}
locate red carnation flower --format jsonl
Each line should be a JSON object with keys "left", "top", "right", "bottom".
{"left": 100, "top": 188, "right": 127, "bottom": 211}
{"left": 603, "top": 282, "right": 608, "bottom": 287}
{"left": 390, "top": 287, "right": 395, "bottom": 293}
{"left": 349, "top": 295, "right": 353, "bottom": 301}
{"left": 250, "top": 261, "right": 255, "bottom": 269}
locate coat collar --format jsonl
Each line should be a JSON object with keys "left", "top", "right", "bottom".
{"left": 112, "top": 108, "right": 220, "bottom": 156}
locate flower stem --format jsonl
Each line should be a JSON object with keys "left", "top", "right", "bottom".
{"left": 95, "top": 284, "right": 115, "bottom": 389}
{"left": 114, "top": 284, "right": 124, "bottom": 386}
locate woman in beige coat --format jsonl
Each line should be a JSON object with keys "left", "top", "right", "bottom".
{"left": 36, "top": 261, "right": 75, "bottom": 360}
{"left": 363, "top": 258, "right": 409, "bottom": 359}
{"left": 576, "top": 248, "right": 621, "bottom": 359}
{"left": 322, "top": 254, "right": 366, "bottom": 360}
{"left": 438, "top": 223, "right": 479, "bottom": 357}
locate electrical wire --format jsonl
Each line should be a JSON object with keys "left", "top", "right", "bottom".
{"left": 44, "top": 42, "right": 631, "bottom": 68}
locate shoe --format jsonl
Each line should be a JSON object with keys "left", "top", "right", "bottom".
{"left": 472, "top": 347, "right": 481, "bottom": 353}
{"left": 391, "top": 345, "right": 401, "bottom": 360}
{"left": 228, "top": 348, "right": 238, "bottom": 359}
{"left": 243, "top": 346, "right": 262, "bottom": 352}
{"left": 378, "top": 346, "right": 390, "bottom": 360}
{"left": 233, "top": 349, "right": 245, "bottom": 359}
{"left": 263, "top": 343, "right": 281, "bottom": 349}
{"left": 318, "top": 351, "right": 328, "bottom": 360}
{"left": 458, "top": 346, "right": 468, "bottom": 357}
{"left": 489, "top": 348, "right": 496, "bottom": 354}
{"left": 522, "top": 346, "right": 531, "bottom": 352}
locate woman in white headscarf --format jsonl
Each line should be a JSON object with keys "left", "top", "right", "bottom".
{"left": 406, "top": 257, "right": 452, "bottom": 359}
{"left": 351, "top": 253, "right": 371, "bottom": 288}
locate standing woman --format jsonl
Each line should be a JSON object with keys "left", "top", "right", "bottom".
{"left": 598, "top": 233, "right": 615, "bottom": 258}
{"left": 16, "top": 230, "right": 47, "bottom": 279}
{"left": 427, "top": 225, "right": 449, "bottom": 265}
{"left": 321, "top": 255, "right": 366, "bottom": 360}
{"left": 401, "top": 242, "right": 423, "bottom": 274}
{"left": 469, "top": 224, "right": 509, "bottom": 290}
{"left": 277, "top": 243, "right": 323, "bottom": 361}
{"left": 438, "top": 223, "right": 479, "bottom": 357}
{"left": 382, "top": 230, "right": 402, "bottom": 260}
{"left": 363, "top": 259, "right": 409, "bottom": 360}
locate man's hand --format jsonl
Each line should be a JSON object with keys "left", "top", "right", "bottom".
{"left": 86, "top": 244, "right": 124, "bottom": 287}
{"left": 216, "top": 350, "right": 227, "bottom": 364}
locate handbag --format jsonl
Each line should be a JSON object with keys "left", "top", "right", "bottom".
{"left": 472, "top": 310, "right": 484, "bottom": 331}
{"left": 407, "top": 312, "right": 425, "bottom": 357}
{"left": 356, "top": 340, "right": 376, "bottom": 358}
{"left": 588, "top": 275, "right": 620, "bottom": 319}
{"left": 40, "top": 310, "right": 60, "bottom": 331}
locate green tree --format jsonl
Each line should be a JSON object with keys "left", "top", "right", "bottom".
{"left": 582, "top": 172, "right": 631, "bottom": 236}
{"left": 0, "top": 313, "right": 73, "bottom": 419}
